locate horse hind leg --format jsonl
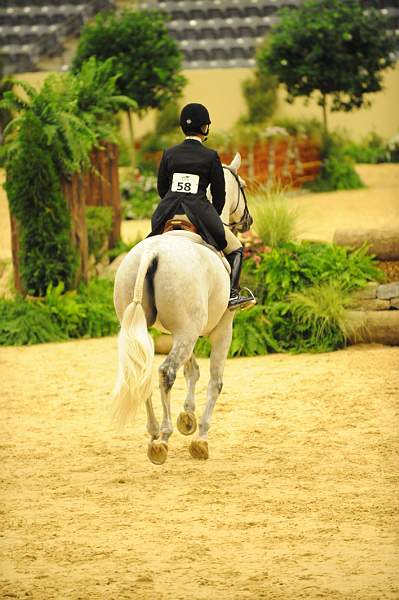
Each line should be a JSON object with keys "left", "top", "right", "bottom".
{"left": 177, "top": 355, "right": 200, "bottom": 436}
{"left": 148, "top": 336, "right": 197, "bottom": 465}
{"left": 190, "top": 312, "right": 233, "bottom": 460}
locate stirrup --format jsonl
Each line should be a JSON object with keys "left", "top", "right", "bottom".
{"left": 228, "top": 287, "right": 257, "bottom": 311}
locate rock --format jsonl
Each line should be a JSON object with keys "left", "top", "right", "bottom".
{"left": 377, "top": 281, "right": 399, "bottom": 300}
{"left": 352, "top": 281, "right": 379, "bottom": 300}
{"left": 333, "top": 228, "right": 399, "bottom": 260}
{"left": 346, "top": 310, "right": 399, "bottom": 345}
{"left": 350, "top": 298, "right": 390, "bottom": 311}
{"left": 391, "top": 298, "right": 399, "bottom": 309}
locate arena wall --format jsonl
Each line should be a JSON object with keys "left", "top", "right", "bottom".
{"left": 17, "top": 61, "right": 399, "bottom": 143}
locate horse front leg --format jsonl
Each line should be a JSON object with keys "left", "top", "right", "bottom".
{"left": 176, "top": 355, "right": 200, "bottom": 436}
{"left": 190, "top": 312, "right": 233, "bottom": 460}
{"left": 148, "top": 337, "right": 197, "bottom": 465}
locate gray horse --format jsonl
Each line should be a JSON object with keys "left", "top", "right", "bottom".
{"left": 112, "top": 153, "right": 252, "bottom": 464}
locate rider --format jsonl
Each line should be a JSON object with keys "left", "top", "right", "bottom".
{"left": 149, "top": 102, "right": 256, "bottom": 311}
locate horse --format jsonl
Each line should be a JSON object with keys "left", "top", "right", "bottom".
{"left": 112, "top": 153, "right": 252, "bottom": 465}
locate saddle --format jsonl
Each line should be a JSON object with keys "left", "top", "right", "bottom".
{"left": 163, "top": 218, "right": 198, "bottom": 234}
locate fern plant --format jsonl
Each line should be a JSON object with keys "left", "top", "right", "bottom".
{"left": 1, "top": 58, "right": 134, "bottom": 296}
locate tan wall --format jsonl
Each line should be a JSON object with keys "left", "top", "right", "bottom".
{"left": 112, "top": 62, "right": 399, "bottom": 142}
{"left": 17, "top": 62, "right": 399, "bottom": 142}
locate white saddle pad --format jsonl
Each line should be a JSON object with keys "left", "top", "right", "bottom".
{"left": 162, "top": 230, "right": 231, "bottom": 274}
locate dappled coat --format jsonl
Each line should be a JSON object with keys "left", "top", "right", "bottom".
{"left": 149, "top": 139, "right": 227, "bottom": 250}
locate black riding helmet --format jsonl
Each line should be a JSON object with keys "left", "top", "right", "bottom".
{"left": 180, "top": 103, "right": 211, "bottom": 136}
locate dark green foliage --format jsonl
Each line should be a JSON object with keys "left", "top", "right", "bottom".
{"left": 121, "top": 174, "right": 158, "bottom": 219}
{"left": 0, "top": 279, "right": 119, "bottom": 346}
{"left": 72, "top": 10, "right": 186, "bottom": 114}
{"left": 5, "top": 113, "right": 78, "bottom": 296}
{"left": 86, "top": 206, "right": 113, "bottom": 260}
{"left": 155, "top": 101, "right": 181, "bottom": 136}
{"left": 241, "top": 67, "right": 278, "bottom": 125}
{"left": 194, "top": 242, "right": 382, "bottom": 357}
{"left": 0, "top": 63, "right": 13, "bottom": 166}
{"left": 342, "top": 132, "right": 393, "bottom": 164}
{"left": 0, "top": 297, "right": 67, "bottom": 345}
{"left": 1, "top": 58, "right": 131, "bottom": 296}
{"left": 259, "top": 0, "right": 396, "bottom": 133}
{"left": 245, "top": 241, "right": 382, "bottom": 305}
{"left": 241, "top": 241, "right": 382, "bottom": 353}
{"left": 309, "top": 135, "right": 365, "bottom": 191}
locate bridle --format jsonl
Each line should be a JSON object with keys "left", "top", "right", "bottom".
{"left": 222, "top": 165, "right": 251, "bottom": 232}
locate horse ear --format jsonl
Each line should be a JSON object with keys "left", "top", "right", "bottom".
{"left": 230, "top": 152, "right": 241, "bottom": 173}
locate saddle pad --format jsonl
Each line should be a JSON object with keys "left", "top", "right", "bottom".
{"left": 162, "top": 230, "right": 231, "bottom": 274}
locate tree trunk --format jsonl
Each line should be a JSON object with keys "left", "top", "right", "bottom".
{"left": 126, "top": 108, "right": 136, "bottom": 171}
{"left": 321, "top": 94, "right": 328, "bottom": 138}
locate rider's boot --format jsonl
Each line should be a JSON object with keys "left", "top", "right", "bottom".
{"left": 226, "top": 248, "right": 256, "bottom": 311}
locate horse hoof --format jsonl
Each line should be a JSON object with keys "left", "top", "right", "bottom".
{"left": 147, "top": 440, "right": 168, "bottom": 465}
{"left": 177, "top": 411, "right": 197, "bottom": 436}
{"left": 189, "top": 439, "right": 209, "bottom": 460}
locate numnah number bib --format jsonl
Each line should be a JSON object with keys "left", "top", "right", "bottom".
{"left": 171, "top": 172, "right": 199, "bottom": 194}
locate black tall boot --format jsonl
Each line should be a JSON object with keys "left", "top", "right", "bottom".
{"left": 226, "top": 248, "right": 256, "bottom": 311}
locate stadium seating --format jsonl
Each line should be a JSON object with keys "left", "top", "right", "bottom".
{"left": 0, "top": 0, "right": 397, "bottom": 74}
{"left": 0, "top": 0, "right": 114, "bottom": 74}
{"left": 139, "top": 0, "right": 399, "bottom": 68}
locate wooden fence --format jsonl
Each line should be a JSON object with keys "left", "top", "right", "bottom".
{"left": 144, "top": 136, "right": 321, "bottom": 189}
{"left": 11, "top": 141, "right": 121, "bottom": 293}
{"left": 218, "top": 137, "right": 321, "bottom": 188}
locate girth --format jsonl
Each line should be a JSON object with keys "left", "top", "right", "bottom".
{"left": 163, "top": 219, "right": 198, "bottom": 234}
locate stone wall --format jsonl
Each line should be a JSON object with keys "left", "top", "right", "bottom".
{"left": 347, "top": 281, "right": 399, "bottom": 346}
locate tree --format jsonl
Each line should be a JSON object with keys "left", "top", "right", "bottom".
{"left": 241, "top": 65, "right": 278, "bottom": 125}
{"left": 258, "top": 0, "right": 396, "bottom": 134}
{"left": 0, "top": 61, "right": 13, "bottom": 149}
{"left": 72, "top": 9, "right": 186, "bottom": 166}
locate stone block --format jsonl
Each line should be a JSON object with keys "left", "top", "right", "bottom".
{"left": 346, "top": 310, "right": 399, "bottom": 345}
{"left": 352, "top": 281, "right": 379, "bottom": 300}
{"left": 333, "top": 228, "right": 399, "bottom": 260}
{"left": 350, "top": 298, "right": 390, "bottom": 311}
{"left": 390, "top": 298, "right": 399, "bottom": 309}
{"left": 377, "top": 281, "right": 399, "bottom": 300}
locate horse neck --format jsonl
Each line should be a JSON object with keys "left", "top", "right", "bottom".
{"left": 221, "top": 176, "right": 235, "bottom": 225}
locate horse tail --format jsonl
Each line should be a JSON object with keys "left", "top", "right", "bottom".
{"left": 112, "top": 250, "right": 157, "bottom": 428}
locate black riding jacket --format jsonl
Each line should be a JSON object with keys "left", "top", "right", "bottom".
{"left": 149, "top": 138, "right": 227, "bottom": 250}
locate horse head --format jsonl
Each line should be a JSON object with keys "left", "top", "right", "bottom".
{"left": 222, "top": 153, "right": 253, "bottom": 234}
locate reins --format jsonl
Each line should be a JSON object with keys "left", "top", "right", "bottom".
{"left": 222, "top": 165, "right": 250, "bottom": 230}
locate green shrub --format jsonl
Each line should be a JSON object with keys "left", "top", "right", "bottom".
{"left": 245, "top": 241, "right": 382, "bottom": 305}
{"left": 343, "top": 132, "right": 389, "bottom": 164}
{"left": 309, "top": 135, "right": 364, "bottom": 191}
{"left": 0, "top": 278, "right": 118, "bottom": 346}
{"left": 86, "top": 206, "right": 113, "bottom": 261}
{"left": 5, "top": 113, "right": 78, "bottom": 296}
{"left": 121, "top": 172, "right": 158, "bottom": 219}
{"left": 272, "top": 117, "right": 323, "bottom": 142}
{"left": 193, "top": 241, "right": 382, "bottom": 357}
